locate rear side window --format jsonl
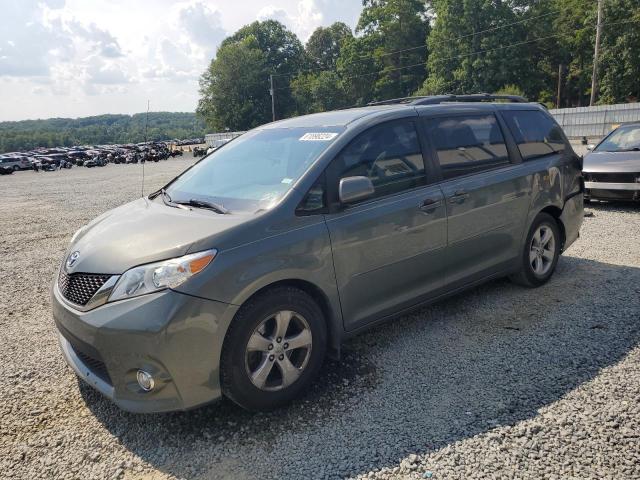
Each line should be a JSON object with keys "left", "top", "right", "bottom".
{"left": 502, "top": 110, "right": 566, "bottom": 160}
{"left": 330, "top": 120, "right": 426, "bottom": 201}
{"left": 426, "top": 114, "right": 509, "bottom": 180}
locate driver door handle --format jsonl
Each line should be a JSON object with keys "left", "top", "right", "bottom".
{"left": 449, "top": 190, "right": 470, "bottom": 204}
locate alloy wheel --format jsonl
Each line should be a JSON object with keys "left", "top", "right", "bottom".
{"left": 529, "top": 225, "right": 556, "bottom": 276}
{"left": 245, "top": 310, "right": 313, "bottom": 391}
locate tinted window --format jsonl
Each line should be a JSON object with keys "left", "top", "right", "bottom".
{"left": 331, "top": 120, "right": 426, "bottom": 200}
{"left": 426, "top": 114, "right": 509, "bottom": 179}
{"left": 297, "top": 180, "right": 326, "bottom": 214}
{"left": 502, "top": 110, "right": 565, "bottom": 160}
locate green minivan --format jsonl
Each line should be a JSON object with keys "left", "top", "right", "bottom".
{"left": 52, "top": 95, "right": 584, "bottom": 412}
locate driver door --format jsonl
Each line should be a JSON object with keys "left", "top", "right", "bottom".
{"left": 324, "top": 119, "right": 447, "bottom": 330}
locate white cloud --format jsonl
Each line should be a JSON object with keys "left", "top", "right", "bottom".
{"left": 179, "top": 3, "right": 227, "bottom": 57}
{"left": 0, "top": 0, "right": 364, "bottom": 121}
{"left": 257, "top": 5, "right": 292, "bottom": 26}
{"left": 257, "top": 0, "right": 323, "bottom": 41}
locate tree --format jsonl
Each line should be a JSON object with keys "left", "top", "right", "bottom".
{"left": 198, "top": 36, "right": 269, "bottom": 131}
{"left": 598, "top": 0, "right": 640, "bottom": 103}
{"left": 306, "top": 22, "right": 353, "bottom": 70}
{"left": 419, "top": 0, "right": 530, "bottom": 96}
{"left": 289, "top": 22, "right": 354, "bottom": 115}
{"left": 356, "top": 0, "right": 431, "bottom": 100}
{"left": 291, "top": 71, "right": 350, "bottom": 113}
{"left": 198, "top": 20, "right": 306, "bottom": 129}
{"left": 0, "top": 113, "right": 206, "bottom": 153}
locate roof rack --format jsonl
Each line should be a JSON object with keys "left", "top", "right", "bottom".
{"left": 367, "top": 93, "right": 528, "bottom": 106}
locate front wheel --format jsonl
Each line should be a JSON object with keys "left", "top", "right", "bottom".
{"left": 220, "top": 286, "right": 327, "bottom": 411}
{"left": 510, "top": 213, "right": 561, "bottom": 287}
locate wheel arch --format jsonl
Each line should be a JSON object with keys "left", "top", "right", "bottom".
{"left": 232, "top": 278, "right": 342, "bottom": 360}
{"left": 539, "top": 205, "right": 567, "bottom": 251}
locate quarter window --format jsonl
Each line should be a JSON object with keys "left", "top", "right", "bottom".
{"left": 330, "top": 120, "right": 426, "bottom": 201}
{"left": 426, "top": 114, "right": 510, "bottom": 180}
{"left": 502, "top": 110, "right": 566, "bottom": 160}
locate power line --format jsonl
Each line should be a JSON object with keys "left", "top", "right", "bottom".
{"left": 274, "top": 18, "right": 640, "bottom": 93}
{"left": 272, "top": 9, "right": 560, "bottom": 80}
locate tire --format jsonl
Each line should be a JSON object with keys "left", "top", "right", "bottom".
{"left": 220, "top": 286, "right": 327, "bottom": 411}
{"left": 13, "top": 165, "right": 19, "bottom": 172}
{"left": 509, "top": 212, "right": 561, "bottom": 288}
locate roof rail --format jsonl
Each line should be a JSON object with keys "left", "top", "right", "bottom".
{"left": 367, "top": 93, "right": 528, "bottom": 106}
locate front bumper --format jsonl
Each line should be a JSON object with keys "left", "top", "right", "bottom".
{"left": 584, "top": 182, "right": 640, "bottom": 201}
{"left": 52, "top": 282, "right": 238, "bottom": 413}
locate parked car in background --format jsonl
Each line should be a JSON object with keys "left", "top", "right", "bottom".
{"left": 0, "top": 163, "right": 15, "bottom": 175}
{"left": 0, "top": 154, "right": 32, "bottom": 171}
{"left": 583, "top": 122, "right": 640, "bottom": 202}
{"left": 52, "top": 94, "right": 584, "bottom": 414}
{"left": 84, "top": 157, "right": 107, "bottom": 168}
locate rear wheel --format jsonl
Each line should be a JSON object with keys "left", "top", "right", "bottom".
{"left": 510, "top": 213, "right": 561, "bottom": 287}
{"left": 221, "top": 286, "right": 326, "bottom": 411}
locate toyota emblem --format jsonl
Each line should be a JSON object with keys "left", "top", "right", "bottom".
{"left": 66, "top": 251, "right": 80, "bottom": 269}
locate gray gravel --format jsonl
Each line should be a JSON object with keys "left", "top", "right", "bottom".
{"left": 1, "top": 162, "right": 639, "bottom": 480}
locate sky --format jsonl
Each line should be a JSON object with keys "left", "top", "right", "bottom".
{"left": 0, "top": 0, "right": 363, "bottom": 122}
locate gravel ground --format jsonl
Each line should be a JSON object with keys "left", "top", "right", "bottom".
{"left": 1, "top": 161, "right": 639, "bottom": 480}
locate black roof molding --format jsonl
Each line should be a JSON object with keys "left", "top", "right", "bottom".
{"left": 367, "top": 93, "right": 529, "bottom": 106}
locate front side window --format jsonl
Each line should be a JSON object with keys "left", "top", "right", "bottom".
{"left": 426, "top": 114, "right": 509, "bottom": 179}
{"left": 502, "top": 110, "right": 566, "bottom": 160}
{"left": 594, "top": 124, "right": 640, "bottom": 152}
{"left": 166, "top": 127, "right": 342, "bottom": 212}
{"left": 330, "top": 120, "right": 426, "bottom": 201}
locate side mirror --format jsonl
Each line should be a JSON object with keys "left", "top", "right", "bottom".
{"left": 586, "top": 144, "right": 596, "bottom": 151}
{"left": 339, "top": 176, "right": 374, "bottom": 204}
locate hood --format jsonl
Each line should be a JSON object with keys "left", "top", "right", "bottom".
{"left": 66, "top": 198, "right": 249, "bottom": 274}
{"left": 583, "top": 151, "right": 640, "bottom": 173}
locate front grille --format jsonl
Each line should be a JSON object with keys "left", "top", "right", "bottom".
{"left": 585, "top": 172, "right": 638, "bottom": 183}
{"left": 58, "top": 271, "right": 111, "bottom": 306}
{"left": 73, "top": 347, "right": 112, "bottom": 385}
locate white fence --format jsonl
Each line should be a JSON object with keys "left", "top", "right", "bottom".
{"left": 549, "top": 103, "right": 640, "bottom": 139}
{"left": 204, "top": 131, "right": 244, "bottom": 147}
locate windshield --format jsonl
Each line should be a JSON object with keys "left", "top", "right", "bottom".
{"left": 595, "top": 125, "right": 640, "bottom": 152}
{"left": 165, "top": 127, "right": 342, "bottom": 213}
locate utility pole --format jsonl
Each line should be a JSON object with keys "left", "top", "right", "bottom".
{"left": 556, "top": 64, "right": 563, "bottom": 109}
{"left": 269, "top": 74, "right": 276, "bottom": 122}
{"left": 590, "top": 0, "right": 603, "bottom": 106}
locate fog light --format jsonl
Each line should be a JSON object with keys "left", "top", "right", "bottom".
{"left": 136, "top": 370, "right": 155, "bottom": 391}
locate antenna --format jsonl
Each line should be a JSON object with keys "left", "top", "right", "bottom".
{"left": 142, "top": 99, "right": 149, "bottom": 199}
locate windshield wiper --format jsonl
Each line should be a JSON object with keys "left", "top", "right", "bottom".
{"left": 617, "top": 147, "right": 640, "bottom": 152}
{"left": 157, "top": 188, "right": 189, "bottom": 210}
{"left": 175, "top": 199, "right": 229, "bottom": 214}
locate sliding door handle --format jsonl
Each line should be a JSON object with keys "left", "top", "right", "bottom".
{"left": 419, "top": 198, "right": 442, "bottom": 212}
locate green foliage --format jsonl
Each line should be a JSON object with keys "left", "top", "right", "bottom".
{"left": 291, "top": 71, "right": 350, "bottom": 113}
{"left": 0, "top": 112, "right": 205, "bottom": 153}
{"left": 197, "top": 20, "right": 306, "bottom": 129}
{"left": 194, "top": 0, "right": 640, "bottom": 128}
{"left": 198, "top": 36, "right": 270, "bottom": 131}
{"left": 598, "top": 0, "right": 640, "bottom": 103}
{"left": 306, "top": 22, "right": 353, "bottom": 70}
{"left": 356, "top": 0, "right": 430, "bottom": 99}
{"left": 495, "top": 84, "right": 526, "bottom": 97}
{"left": 419, "top": 0, "right": 530, "bottom": 96}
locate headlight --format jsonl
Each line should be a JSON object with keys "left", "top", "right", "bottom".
{"left": 108, "top": 249, "right": 217, "bottom": 302}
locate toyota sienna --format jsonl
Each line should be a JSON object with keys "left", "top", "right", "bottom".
{"left": 52, "top": 94, "right": 584, "bottom": 412}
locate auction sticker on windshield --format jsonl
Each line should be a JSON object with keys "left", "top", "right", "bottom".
{"left": 299, "top": 132, "right": 339, "bottom": 141}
